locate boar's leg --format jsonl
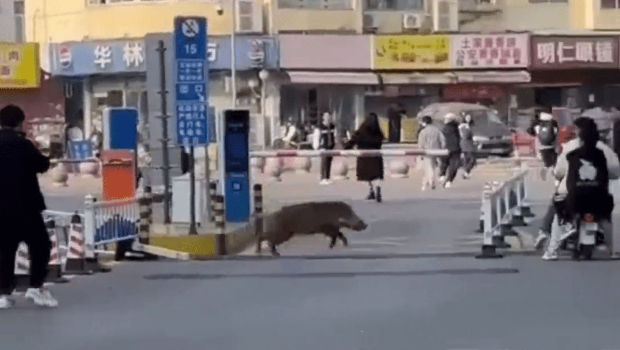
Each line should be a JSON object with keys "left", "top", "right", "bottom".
{"left": 321, "top": 225, "right": 341, "bottom": 249}
{"left": 337, "top": 232, "right": 348, "bottom": 246}
{"left": 270, "top": 242, "right": 281, "bottom": 256}
{"left": 256, "top": 237, "right": 262, "bottom": 254}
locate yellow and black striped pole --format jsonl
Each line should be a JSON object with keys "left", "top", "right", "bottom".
{"left": 214, "top": 195, "right": 226, "bottom": 255}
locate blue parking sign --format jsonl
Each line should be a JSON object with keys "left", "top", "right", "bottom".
{"left": 174, "top": 16, "right": 209, "bottom": 147}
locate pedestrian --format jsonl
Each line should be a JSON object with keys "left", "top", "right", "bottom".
{"left": 417, "top": 116, "right": 445, "bottom": 191}
{"left": 535, "top": 112, "right": 559, "bottom": 180}
{"left": 438, "top": 113, "right": 461, "bottom": 188}
{"left": 313, "top": 112, "right": 337, "bottom": 185}
{"left": 459, "top": 113, "right": 477, "bottom": 179}
{"left": 345, "top": 113, "right": 385, "bottom": 202}
{"left": 0, "top": 105, "right": 58, "bottom": 308}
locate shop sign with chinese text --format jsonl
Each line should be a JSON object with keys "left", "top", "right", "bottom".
{"left": 49, "top": 40, "right": 146, "bottom": 76}
{"left": 0, "top": 43, "right": 40, "bottom": 89}
{"left": 530, "top": 36, "right": 619, "bottom": 70}
{"left": 451, "top": 34, "right": 528, "bottom": 68}
{"left": 373, "top": 35, "right": 450, "bottom": 70}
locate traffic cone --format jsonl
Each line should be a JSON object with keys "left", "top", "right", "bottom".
{"left": 46, "top": 220, "right": 69, "bottom": 284}
{"left": 64, "top": 214, "right": 93, "bottom": 275}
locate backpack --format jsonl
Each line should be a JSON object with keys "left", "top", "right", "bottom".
{"left": 565, "top": 145, "right": 613, "bottom": 219}
{"left": 538, "top": 121, "right": 557, "bottom": 146}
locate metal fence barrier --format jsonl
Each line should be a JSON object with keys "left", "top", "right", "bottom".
{"left": 476, "top": 170, "right": 535, "bottom": 259}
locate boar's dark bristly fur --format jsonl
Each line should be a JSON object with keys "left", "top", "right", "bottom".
{"left": 252, "top": 201, "right": 367, "bottom": 256}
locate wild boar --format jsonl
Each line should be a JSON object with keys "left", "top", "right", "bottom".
{"left": 253, "top": 201, "right": 368, "bottom": 256}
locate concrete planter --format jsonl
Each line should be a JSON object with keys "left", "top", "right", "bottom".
{"left": 293, "top": 157, "right": 311, "bottom": 173}
{"left": 332, "top": 159, "right": 349, "bottom": 180}
{"left": 79, "top": 159, "right": 100, "bottom": 177}
{"left": 264, "top": 157, "right": 282, "bottom": 182}
{"left": 251, "top": 157, "right": 266, "bottom": 173}
{"left": 51, "top": 163, "right": 69, "bottom": 187}
{"left": 389, "top": 159, "right": 409, "bottom": 178}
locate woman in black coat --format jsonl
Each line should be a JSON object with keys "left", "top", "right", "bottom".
{"left": 345, "top": 113, "right": 385, "bottom": 202}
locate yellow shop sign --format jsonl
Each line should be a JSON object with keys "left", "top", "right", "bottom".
{"left": 0, "top": 43, "right": 41, "bottom": 89}
{"left": 373, "top": 35, "right": 450, "bottom": 70}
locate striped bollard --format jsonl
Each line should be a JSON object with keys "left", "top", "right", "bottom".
{"left": 214, "top": 195, "right": 227, "bottom": 255}
{"left": 209, "top": 181, "right": 217, "bottom": 222}
{"left": 138, "top": 189, "right": 153, "bottom": 245}
{"left": 46, "top": 219, "right": 69, "bottom": 283}
{"left": 64, "top": 213, "right": 93, "bottom": 275}
{"left": 253, "top": 184, "right": 263, "bottom": 237}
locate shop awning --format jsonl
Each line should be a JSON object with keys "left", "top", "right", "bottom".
{"left": 380, "top": 73, "right": 457, "bottom": 85}
{"left": 286, "top": 72, "right": 380, "bottom": 85}
{"left": 454, "top": 71, "right": 531, "bottom": 83}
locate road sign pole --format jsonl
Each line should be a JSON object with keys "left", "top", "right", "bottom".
{"left": 157, "top": 40, "right": 172, "bottom": 225}
{"left": 188, "top": 145, "right": 198, "bottom": 235}
{"left": 174, "top": 16, "right": 209, "bottom": 230}
{"left": 205, "top": 145, "right": 212, "bottom": 222}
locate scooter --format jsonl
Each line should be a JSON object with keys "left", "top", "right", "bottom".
{"left": 560, "top": 213, "right": 606, "bottom": 261}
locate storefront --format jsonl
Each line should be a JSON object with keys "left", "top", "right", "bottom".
{"left": 279, "top": 34, "right": 374, "bottom": 143}
{"left": 446, "top": 33, "right": 531, "bottom": 124}
{"left": 0, "top": 43, "right": 65, "bottom": 148}
{"left": 371, "top": 35, "right": 452, "bottom": 143}
{"left": 526, "top": 35, "right": 620, "bottom": 110}
{"left": 48, "top": 39, "right": 147, "bottom": 139}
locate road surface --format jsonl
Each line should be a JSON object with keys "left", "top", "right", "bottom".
{"left": 2, "top": 255, "right": 620, "bottom": 350}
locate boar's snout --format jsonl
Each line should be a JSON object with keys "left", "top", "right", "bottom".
{"left": 351, "top": 219, "right": 368, "bottom": 231}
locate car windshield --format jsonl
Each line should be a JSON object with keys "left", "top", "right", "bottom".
{"left": 465, "top": 110, "right": 503, "bottom": 125}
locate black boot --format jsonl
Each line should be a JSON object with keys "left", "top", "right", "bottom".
{"left": 376, "top": 186, "right": 382, "bottom": 203}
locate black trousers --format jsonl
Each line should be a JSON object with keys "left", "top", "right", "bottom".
{"left": 0, "top": 213, "right": 51, "bottom": 295}
{"left": 462, "top": 151, "right": 476, "bottom": 174}
{"left": 320, "top": 156, "right": 333, "bottom": 180}
{"left": 439, "top": 151, "right": 461, "bottom": 182}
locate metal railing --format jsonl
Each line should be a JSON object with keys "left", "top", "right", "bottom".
{"left": 84, "top": 196, "right": 139, "bottom": 249}
{"left": 477, "top": 170, "right": 534, "bottom": 259}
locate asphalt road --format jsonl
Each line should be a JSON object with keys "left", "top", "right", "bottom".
{"left": 3, "top": 255, "right": 620, "bottom": 350}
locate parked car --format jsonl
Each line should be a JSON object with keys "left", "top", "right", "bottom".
{"left": 417, "top": 102, "right": 514, "bottom": 157}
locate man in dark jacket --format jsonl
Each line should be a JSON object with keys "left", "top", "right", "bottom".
{"left": 0, "top": 105, "right": 58, "bottom": 309}
{"left": 439, "top": 113, "right": 461, "bottom": 188}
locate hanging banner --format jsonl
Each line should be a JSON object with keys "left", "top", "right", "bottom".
{"left": 373, "top": 35, "right": 450, "bottom": 70}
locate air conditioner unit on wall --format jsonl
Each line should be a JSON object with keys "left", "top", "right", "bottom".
{"left": 402, "top": 13, "right": 423, "bottom": 30}
{"left": 433, "top": 0, "right": 458, "bottom": 32}
{"left": 363, "top": 14, "right": 378, "bottom": 31}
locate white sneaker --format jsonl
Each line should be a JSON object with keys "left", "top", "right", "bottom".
{"left": 542, "top": 251, "right": 559, "bottom": 261}
{"left": 25, "top": 288, "right": 58, "bottom": 308}
{"left": 444, "top": 181, "right": 452, "bottom": 188}
{"left": 421, "top": 185, "right": 427, "bottom": 191}
{"left": 0, "top": 295, "right": 15, "bottom": 309}
{"left": 438, "top": 176, "right": 446, "bottom": 184}
{"left": 534, "top": 231, "right": 549, "bottom": 249}
{"left": 463, "top": 173, "right": 470, "bottom": 180}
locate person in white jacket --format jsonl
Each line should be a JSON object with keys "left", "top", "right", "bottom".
{"left": 542, "top": 117, "right": 620, "bottom": 261}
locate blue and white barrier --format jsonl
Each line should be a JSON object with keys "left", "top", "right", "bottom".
{"left": 477, "top": 170, "right": 534, "bottom": 259}
{"left": 84, "top": 196, "right": 139, "bottom": 253}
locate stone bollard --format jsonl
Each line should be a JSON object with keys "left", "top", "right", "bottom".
{"left": 79, "top": 159, "right": 100, "bottom": 178}
{"left": 264, "top": 157, "right": 282, "bottom": 182}
{"left": 332, "top": 159, "right": 349, "bottom": 180}
{"left": 251, "top": 157, "right": 266, "bottom": 173}
{"left": 293, "top": 157, "right": 311, "bottom": 174}
{"left": 51, "top": 162, "right": 69, "bottom": 187}
{"left": 389, "top": 159, "right": 409, "bottom": 178}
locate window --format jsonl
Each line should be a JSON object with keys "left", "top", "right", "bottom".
{"left": 366, "top": 0, "right": 423, "bottom": 10}
{"left": 13, "top": 1, "right": 24, "bottom": 14}
{"left": 278, "top": 0, "right": 353, "bottom": 10}
{"left": 601, "top": 0, "right": 619, "bottom": 8}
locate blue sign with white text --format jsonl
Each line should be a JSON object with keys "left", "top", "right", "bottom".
{"left": 174, "top": 16, "right": 209, "bottom": 147}
{"left": 224, "top": 110, "right": 250, "bottom": 223}
{"left": 69, "top": 140, "right": 93, "bottom": 160}
{"left": 104, "top": 108, "right": 138, "bottom": 150}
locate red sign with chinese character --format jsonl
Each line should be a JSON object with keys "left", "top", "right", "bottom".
{"left": 531, "top": 36, "right": 619, "bottom": 69}
{"left": 451, "top": 34, "right": 529, "bottom": 68}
